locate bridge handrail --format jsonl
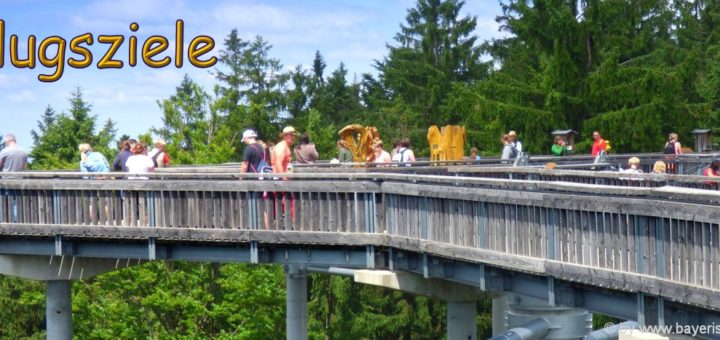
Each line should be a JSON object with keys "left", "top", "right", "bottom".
{"left": 0, "top": 167, "right": 720, "bottom": 203}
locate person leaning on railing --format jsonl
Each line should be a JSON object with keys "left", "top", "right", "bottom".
{"left": 703, "top": 160, "right": 720, "bottom": 187}
{"left": 468, "top": 147, "right": 481, "bottom": 164}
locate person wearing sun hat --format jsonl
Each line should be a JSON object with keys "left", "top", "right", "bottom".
{"left": 272, "top": 126, "right": 297, "bottom": 221}
{"left": 273, "top": 126, "right": 297, "bottom": 173}
{"left": 508, "top": 130, "right": 522, "bottom": 153}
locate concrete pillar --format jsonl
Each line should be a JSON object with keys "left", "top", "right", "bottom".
{"left": 46, "top": 280, "right": 72, "bottom": 340}
{"left": 447, "top": 301, "right": 477, "bottom": 340}
{"left": 285, "top": 265, "right": 307, "bottom": 340}
{"left": 492, "top": 295, "right": 509, "bottom": 336}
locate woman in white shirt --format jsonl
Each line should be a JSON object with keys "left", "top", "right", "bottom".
{"left": 125, "top": 142, "right": 155, "bottom": 179}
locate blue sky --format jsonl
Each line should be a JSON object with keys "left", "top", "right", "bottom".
{"left": 0, "top": 0, "right": 506, "bottom": 150}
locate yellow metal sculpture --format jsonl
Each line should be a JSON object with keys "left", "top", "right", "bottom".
{"left": 428, "top": 125, "right": 466, "bottom": 161}
{"left": 338, "top": 124, "right": 381, "bottom": 162}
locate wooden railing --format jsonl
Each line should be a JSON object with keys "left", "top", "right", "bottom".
{"left": 450, "top": 166, "right": 720, "bottom": 190}
{"left": 0, "top": 172, "right": 718, "bottom": 310}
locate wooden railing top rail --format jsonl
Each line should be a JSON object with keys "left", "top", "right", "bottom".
{"left": 448, "top": 166, "right": 720, "bottom": 184}
{"left": 2, "top": 171, "right": 720, "bottom": 205}
{"left": 156, "top": 152, "right": 719, "bottom": 172}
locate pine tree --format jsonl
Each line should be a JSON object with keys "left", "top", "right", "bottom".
{"left": 311, "top": 63, "right": 363, "bottom": 127}
{"left": 31, "top": 106, "right": 56, "bottom": 145}
{"left": 30, "top": 88, "right": 114, "bottom": 169}
{"left": 215, "top": 32, "right": 289, "bottom": 153}
{"left": 378, "top": 0, "right": 485, "bottom": 124}
{"left": 155, "top": 75, "right": 234, "bottom": 164}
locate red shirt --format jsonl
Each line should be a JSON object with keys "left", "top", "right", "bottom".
{"left": 591, "top": 139, "right": 607, "bottom": 156}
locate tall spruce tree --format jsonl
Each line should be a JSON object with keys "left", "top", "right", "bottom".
{"left": 378, "top": 0, "right": 485, "bottom": 125}
{"left": 155, "top": 75, "right": 234, "bottom": 164}
{"left": 30, "top": 88, "right": 115, "bottom": 169}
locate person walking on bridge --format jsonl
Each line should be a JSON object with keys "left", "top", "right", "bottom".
{"left": 508, "top": 130, "right": 522, "bottom": 154}
{"left": 148, "top": 139, "right": 171, "bottom": 168}
{"left": 294, "top": 133, "right": 319, "bottom": 164}
{"left": 273, "top": 126, "right": 297, "bottom": 223}
{"left": 0, "top": 133, "right": 28, "bottom": 172}
{"left": 125, "top": 142, "right": 155, "bottom": 180}
{"left": 273, "top": 126, "right": 297, "bottom": 173}
{"left": 0, "top": 133, "right": 27, "bottom": 222}
{"left": 500, "top": 134, "right": 513, "bottom": 163}
{"left": 373, "top": 141, "right": 392, "bottom": 166}
{"left": 112, "top": 139, "right": 136, "bottom": 172}
{"left": 240, "top": 129, "right": 268, "bottom": 174}
{"left": 591, "top": 131, "right": 608, "bottom": 157}
{"left": 664, "top": 133, "right": 682, "bottom": 174}
{"left": 391, "top": 138, "right": 415, "bottom": 165}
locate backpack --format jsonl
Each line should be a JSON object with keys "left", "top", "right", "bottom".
{"left": 393, "top": 148, "right": 411, "bottom": 163}
{"left": 151, "top": 151, "right": 163, "bottom": 168}
{"left": 664, "top": 141, "right": 676, "bottom": 155}
{"left": 509, "top": 143, "right": 519, "bottom": 159}
{"left": 249, "top": 144, "right": 273, "bottom": 174}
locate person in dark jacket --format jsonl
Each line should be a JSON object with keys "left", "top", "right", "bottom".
{"left": 112, "top": 139, "right": 136, "bottom": 172}
{"left": 293, "top": 133, "right": 319, "bottom": 164}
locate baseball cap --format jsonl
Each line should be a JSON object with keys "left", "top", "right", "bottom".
{"left": 242, "top": 129, "right": 257, "bottom": 142}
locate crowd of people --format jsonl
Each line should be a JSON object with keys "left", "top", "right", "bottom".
{"left": 239, "top": 126, "right": 420, "bottom": 173}
{"left": 1, "top": 127, "right": 718, "bottom": 183}
{"left": 0, "top": 134, "right": 172, "bottom": 178}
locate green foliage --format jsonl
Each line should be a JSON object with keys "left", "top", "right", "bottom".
{"left": 154, "top": 75, "right": 236, "bottom": 164}
{"left": 214, "top": 31, "right": 289, "bottom": 156}
{"left": 70, "top": 262, "right": 286, "bottom": 339}
{"left": 30, "top": 88, "right": 116, "bottom": 169}
{"left": 379, "top": 0, "right": 487, "bottom": 124}
{"left": 0, "top": 276, "right": 45, "bottom": 339}
{"left": 305, "top": 109, "right": 336, "bottom": 159}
